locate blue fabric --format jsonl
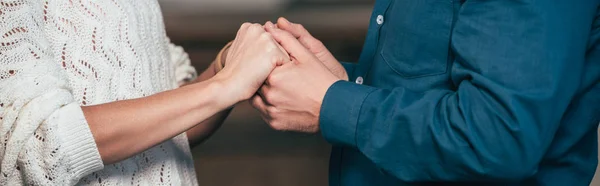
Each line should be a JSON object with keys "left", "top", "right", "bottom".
{"left": 319, "top": 0, "right": 600, "bottom": 185}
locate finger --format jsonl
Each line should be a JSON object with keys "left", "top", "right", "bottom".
{"left": 276, "top": 17, "right": 311, "bottom": 39}
{"left": 251, "top": 94, "right": 274, "bottom": 122}
{"left": 260, "top": 28, "right": 291, "bottom": 64}
{"left": 264, "top": 21, "right": 275, "bottom": 31}
{"left": 273, "top": 42, "right": 290, "bottom": 65}
{"left": 265, "top": 63, "right": 294, "bottom": 86}
{"left": 273, "top": 51, "right": 289, "bottom": 66}
{"left": 269, "top": 28, "right": 314, "bottom": 63}
{"left": 250, "top": 94, "right": 270, "bottom": 115}
{"left": 257, "top": 84, "right": 275, "bottom": 105}
{"left": 261, "top": 33, "right": 290, "bottom": 65}
{"left": 276, "top": 17, "right": 323, "bottom": 52}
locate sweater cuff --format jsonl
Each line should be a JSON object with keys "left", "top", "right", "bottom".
{"left": 319, "top": 80, "right": 376, "bottom": 148}
{"left": 54, "top": 103, "right": 104, "bottom": 180}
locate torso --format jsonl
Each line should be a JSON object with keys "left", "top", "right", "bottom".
{"left": 37, "top": 0, "right": 197, "bottom": 185}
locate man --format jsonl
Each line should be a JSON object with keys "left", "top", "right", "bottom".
{"left": 252, "top": 0, "right": 600, "bottom": 185}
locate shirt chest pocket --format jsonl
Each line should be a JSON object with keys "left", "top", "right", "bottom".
{"left": 380, "top": 0, "right": 454, "bottom": 78}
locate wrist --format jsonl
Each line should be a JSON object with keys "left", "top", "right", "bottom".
{"left": 189, "top": 76, "right": 238, "bottom": 111}
{"left": 221, "top": 47, "right": 229, "bottom": 65}
{"left": 316, "top": 74, "right": 342, "bottom": 106}
{"left": 208, "top": 72, "right": 243, "bottom": 108}
{"left": 339, "top": 70, "right": 349, "bottom": 81}
{"left": 213, "top": 42, "right": 232, "bottom": 74}
{"left": 332, "top": 60, "right": 349, "bottom": 81}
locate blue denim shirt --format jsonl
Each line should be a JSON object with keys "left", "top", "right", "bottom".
{"left": 319, "top": 0, "right": 600, "bottom": 185}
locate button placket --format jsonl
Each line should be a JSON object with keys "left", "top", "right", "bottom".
{"left": 354, "top": 0, "right": 393, "bottom": 82}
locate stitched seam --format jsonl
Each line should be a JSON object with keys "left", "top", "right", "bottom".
{"left": 354, "top": 87, "right": 380, "bottom": 149}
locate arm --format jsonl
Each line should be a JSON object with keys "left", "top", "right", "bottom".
{"left": 82, "top": 76, "right": 235, "bottom": 165}
{"left": 87, "top": 22, "right": 287, "bottom": 165}
{"left": 320, "top": 0, "right": 598, "bottom": 182}
{"left": 0, "top": 5, "right": 284, "bottom": 183}
{"left": 167, "top": 40, "right": 233, "bottom": 148}
{"left": 185, "top": 55, "right": 233, "bottom": 148}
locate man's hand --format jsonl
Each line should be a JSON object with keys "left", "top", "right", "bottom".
{"left": 251, "top": 27, "right": 341, "bottom": 133}
{"left": 265, "top": 18, "right": 348, "bottom": 81}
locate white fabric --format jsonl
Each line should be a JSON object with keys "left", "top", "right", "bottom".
{"left": 0, "top": 0, "right": 198, "bottom": 185}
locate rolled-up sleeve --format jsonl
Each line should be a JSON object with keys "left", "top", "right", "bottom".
{"left": 0, "top": 2, "right": 103, "bottom": 185}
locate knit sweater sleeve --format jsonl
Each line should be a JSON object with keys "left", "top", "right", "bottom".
{"left": 0, "top": 1, "right": 104, "bottom": 185}
{"left": 166, "top": 38, "right": 197, "bottom": 87}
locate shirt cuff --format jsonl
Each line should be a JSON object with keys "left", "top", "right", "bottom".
{"left": 319, "top": 80, "right": 376, "bottom": 148}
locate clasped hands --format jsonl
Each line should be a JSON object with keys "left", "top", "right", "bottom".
{"left": 215, "top": 18, "right": 349, "bottom": 133}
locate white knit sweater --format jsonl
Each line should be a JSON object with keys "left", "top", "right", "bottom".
{"left": 0, "top": 0, "right": 199, "bottom": 185}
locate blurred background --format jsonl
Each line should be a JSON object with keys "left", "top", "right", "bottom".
{"left": 159, "top": 0, "right": 373, "bottom": 185}
{"left": 158, "top": 0, "right": 600, "bottom": 186}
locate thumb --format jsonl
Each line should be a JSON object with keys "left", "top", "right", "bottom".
{"left": 275, "top": 17, "right": 324, "bottom": 54}
{"left": 276, "top": 17, "right": 311, "bottom": 38}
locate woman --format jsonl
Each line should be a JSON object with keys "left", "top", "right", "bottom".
{"left": 0, "top": 0, "right": 288, "bottom": 185}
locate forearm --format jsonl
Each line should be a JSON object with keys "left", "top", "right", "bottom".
{"left": 321, "top": 80, "right": 565, "bottom": 181}
{"left": 82, "top": 77, "right": 234, "bottom": 165}
{"left": 185, "top": 60, "right": 233, "bottom": 147}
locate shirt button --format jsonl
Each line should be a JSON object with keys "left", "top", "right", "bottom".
{"left": 355, "top": 76, "right": 364, "bottom": 85}
{"left": 376, "top": 15, "right": 384, "bottom": 25}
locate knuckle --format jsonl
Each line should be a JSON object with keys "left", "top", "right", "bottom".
{"left": 244, "top": 23, "right": 258, "bottom": 32}
{"left": 260, "top": 86, "right": 269, "bottom": 96}
{"left": 266, "top": 106, "right": 278, "bottom": 116}
{"left": 264, "top": 92, "right": 277, "bottom": 105}
{"left": 272, "top": 54, "right": 284, "bottom": 63}
{"left": 250, "top": 96, "right": 261, "bottom": 108}
{"left": 268, "top": 120, "right": 284, "bottom": 131}
{"left": 250, "top": 23, "right": 263, "bottom": 31}
{"left": 267, "top": 73, "right": 279, "bottom": 85}
{"left": 240, "top": 22, "right": 252, "bottom": 29}
{"left": 314, "top": 39, "right": 324, "bottom": 46}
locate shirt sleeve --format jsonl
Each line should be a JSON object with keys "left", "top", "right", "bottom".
{"left": 0, "top": 2, "right": 103, "bottom": 185}
{"left": 320, "top": 0, "right": 598, "bottom": 182}
{"left": 166, "top": 39, "right": 197, "bottom": 87}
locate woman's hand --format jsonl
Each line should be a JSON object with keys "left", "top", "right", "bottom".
{"left": 214, "top": 23, "right": 290, "bottom": 103}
